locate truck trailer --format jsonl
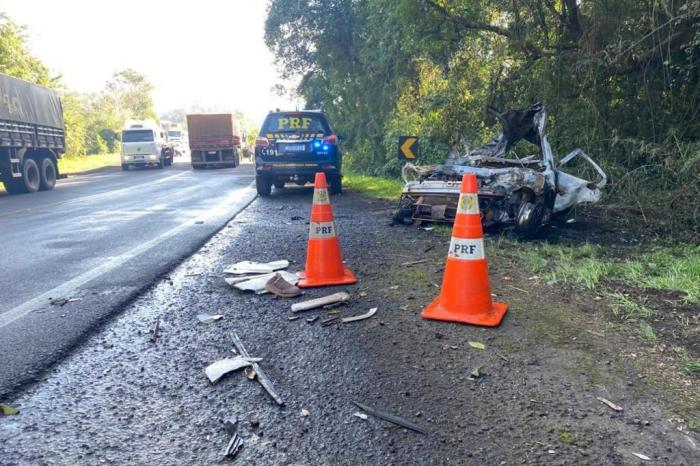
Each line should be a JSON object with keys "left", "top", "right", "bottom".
{"left": 0, "top": 72, "right": 65, "bottom": 194}
{"left": 186, "top": 113, "right": 241, "bottom": 169}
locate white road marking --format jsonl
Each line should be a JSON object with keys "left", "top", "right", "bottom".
{"left": 0, "top": 185, "right": 256, "bottom": 329}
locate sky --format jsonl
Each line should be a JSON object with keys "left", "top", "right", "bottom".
{"left": 0, "top": 0, "right": 298, "bottom": 124}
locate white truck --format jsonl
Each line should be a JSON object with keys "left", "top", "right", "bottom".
{"left": 120, "top": 120, "right": 174, "bottom": 170}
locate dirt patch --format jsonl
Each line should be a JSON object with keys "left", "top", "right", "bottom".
{"left": 0, "top": 187, "right": 697, "bottom": 464}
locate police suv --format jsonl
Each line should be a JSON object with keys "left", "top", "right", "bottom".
{"left": 254, "top": 110, "right": 342, "bottom": 196}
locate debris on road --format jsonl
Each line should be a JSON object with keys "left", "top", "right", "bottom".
{"left": 205, "top": 356, "right": 262, "bottom": 384}
{"left": 468, "top": 341, "right": 486, "bottom": 350}
{"left": 291, "top": 292, "right": 351, "bottom": 313}
{"left": 149, "top": 319, "right": 160, "bottom": 343}
{"left": 300, "top": 409, "right": 310, "bottom": 417}
{"left": 223, "top": 416, "right": 239, "bottom": 434}
{"left": 224, "top": 433, "right": 243, "bottom": 459}
{"left": 1, "top": 403, "right": 19, "bottom": 415}
{"left": 288, "top": 315, "right": 301, "bottom": 321}
{"left": 306, "top": 316, "right": 318, "bottom": 324}
{"left": 341, "top": 307, "right": 378, "bottom": 323}
{"left": 351, "top": 401, "right": 428, "bottom": 435}
{"left": 243, "top": 367, "right": 257, "bottom": 380}
{"left": 353, "top": 412, "right": 369, "bottom": 420}
{"left": 197, "top": 313, "right": 223, "bottom": 324}
{"left": 596, "top": 396, "right": 623, "bottom": 412}
{"left": 224, "top": 260, "right": 290, "bottom": 275}
{"left": 321, "top": 315, "right": 340, "bottom": 326}
{"left": 467, "top": 366, "right": 483, "bottom": 381}
{"left": 400, "top": 259, "right": 428, "bottom": 267}
{"left": 265, "top": 273, "right": 301, "bottom": 298}
{"left": 632, "top": 452, "right": 651, "bottom": 461}
{"left": 232, "top": 271, "right": 299, "bottom": 294}
{"left": 49, "top": 297, "right": 80, "bottom": 306}
{"left": 230, "top": 332, "right": 284, "bottom": 406}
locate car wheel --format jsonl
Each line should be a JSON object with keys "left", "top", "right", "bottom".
{"left": 256, "top": 175, "right": 272, "bottom": 196}
{"left": 121, "top": 164, "right": 129, "bottom": 171}
{"left": 515, "top": 201, "right": 545, "bottom": 238}
{"left": 38, "top": 157, "right": 57, "bottom": 191}
{"left": 328, "top": 174, "right": 342, "bottom": 195}
{"left": 273, "top": 181, "right": 285, "bottom": 190}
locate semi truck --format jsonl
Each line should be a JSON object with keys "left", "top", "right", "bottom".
{"left": 0, "top": 72, "right": 65, "bottom": 195}
{"left": 186, "top": 113, "right": 241, "bottom": 169}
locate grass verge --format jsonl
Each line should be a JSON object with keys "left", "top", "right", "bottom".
{"left": 58, "top": 153, "right": 120, "bottom": 175}
{"left": 343, "top": 172, "right": 403, "bottom": 200}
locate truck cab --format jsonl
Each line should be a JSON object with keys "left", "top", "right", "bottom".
{"left": 120, "top": 121, "right": 174, "bottom": 170}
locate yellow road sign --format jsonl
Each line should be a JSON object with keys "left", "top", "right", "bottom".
{"left": 398, "top": 136, "right": 419, "bottom": 160}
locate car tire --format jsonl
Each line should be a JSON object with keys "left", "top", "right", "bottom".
{"left": 273, "top": 181, "right": 285, "bottom": 190}
{"left": 121, "top": 164, "right": 129, "bottom": 171}
{"left": 38, "top": 157, "right": 57, "bottom": 191}
{"left": 328, "top": 174, "right": 342, "bottom": 195}
{"left": 256, "top": 175, "right": 272, "bottom": 196}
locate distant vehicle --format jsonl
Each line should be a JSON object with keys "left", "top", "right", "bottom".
{"left": 0, "top": 72, "right": 65, "bottom": 194}
{"left": 186, "top": 113, "right": 241, "bottom": 169}
{"left": 254, "top": 110, "right": 342, "bottom": 196}
{"left": 120, "top": 120, "right": 174, "bottom": 170}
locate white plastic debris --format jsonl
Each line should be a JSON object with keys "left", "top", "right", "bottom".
{"left": 224, "top": 260, "right": 290, "bottom": 275}
{"left": 197, "top": 314, "right": 223, "bottom": 324}
{"left": 205, "top": 356, "right": 263, "bottom": 383}
{"left": 341, "top": 307, "right": 378, "bottom": 323}
{"left": 353, "top": 412, "right": 368, "bottom": 420}
{"left": 233, "top": 271, "right": 299, "bottom": 294}
{"left": 300, "top": 409, "right": 310, "bottom": 417}
{"left": 632, "top": 452, "right": 651, "bottom": 461}
{"left": 291, "top": 292, "right": 351, "bottom": 312}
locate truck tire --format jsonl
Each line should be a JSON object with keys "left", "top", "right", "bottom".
{"left": 38, "top": 157, "right": 57, "bottom": 191}
{"left": 328, "top": 174, "right": 342, "bottom": 195}
{"left": 256, "top": 175, "right": 272, "bottom": 196}
{"left": 6, "top": 158, "right": 41, "bottom": 194}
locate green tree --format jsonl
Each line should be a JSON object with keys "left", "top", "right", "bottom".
{"left": 105, "top": 68, "right": 157, "bottom": 122}
{"left": 0, "top": 13, "right": 53, "bottom": 86}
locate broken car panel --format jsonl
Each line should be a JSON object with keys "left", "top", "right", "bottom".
{"left": 393, "top": 103, "right": 607, "bottom": 237}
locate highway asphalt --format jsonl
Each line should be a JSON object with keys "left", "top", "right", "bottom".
{"left": 0, "top": 161, "right": 255, "bottom": 397}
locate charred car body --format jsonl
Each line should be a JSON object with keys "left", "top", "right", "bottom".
{"left": 393, "top": 103, "right": 607, "bottom": 237}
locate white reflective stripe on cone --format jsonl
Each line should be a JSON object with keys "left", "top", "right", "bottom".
{"left": 447, "top": 237, "right": 485, "bottom": 260}
{"left": 456, "top": 193, "right": 479, "bottom": 214}
{"left": 313, "top": 189, "right": 330, "bottom": 205}
{"left": 309, "top": 221, "right": 336, "bottom": 239}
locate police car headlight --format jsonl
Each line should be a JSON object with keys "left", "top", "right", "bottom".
{"left": 149, "top": 154, "right": 157, "bottom": 160}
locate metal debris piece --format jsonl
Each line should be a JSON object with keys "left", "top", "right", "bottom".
{"left": 352, "top": 401, "right": 428, "bottom": 435}
{"left": 224, "top": 260, "right": 290, "bottom": 275}
{"left": 291, "top": 292, "right": 351, "bottom": 313}
{"left": 265, "top": 273, "right": 301, "bottom": 298}
{"left": 288, "top": 315, "right": 301, "bottom": 321}
{"left": 149, "top": 319, "right": 160, "bottom": 343}
{"left": 306, "top": 316, "right": 318, "bottom": 324}
{"left": 1, "top": 403, "right": 19, "bottom": 415}
{"left": 205, "top": 356, "right": 262, "bottom": 384}
{"left": 321, "top": 315, "right": 340, "bottom": 326}
{"left": 197, "top": 314, "right": 223, "bottom": 324}
{"left": 233, "top": 271, "right": 299, "bottom": 294}
{"left": 632, "top": 452, "right": 651, "bottom": 461}
{"left": 244, "top": 367, "right": 257, "bottom": 380}
{"left": 596, "top": 396, "right": 623, "bottom": 412}
{"left": 341, "top": 307, "right": 378, "bottom": 323}
{"left": 353, "top": 412, "right": 369, "bottom": 420}
{"left": 230, "top": 332, "right": 284, "bottom": 406}
{"left": 400, "top": 259, "right": 428, "bottom": 267}
{"left": 468, "top": 341, "right": 485, "bottom": 350}
{"left": 224, "top": 434, "right": 243, "bottom": 459}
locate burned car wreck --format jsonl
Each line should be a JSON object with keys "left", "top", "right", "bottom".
{"left": 393, "top": 103, "right": 607, "bottom": 237}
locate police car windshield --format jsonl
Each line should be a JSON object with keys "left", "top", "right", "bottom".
{"left": 122, "top": 130, "right": 154, "bottom": 143}
{"left": 261, "top": 113, "right": 329, "bottom": 134}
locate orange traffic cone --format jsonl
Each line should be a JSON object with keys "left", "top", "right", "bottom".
{"left": 421, "top": 173, "right": 508, "bottom": 327}
{"left": 298, "top": 173, "right": 357, "bottom": 288}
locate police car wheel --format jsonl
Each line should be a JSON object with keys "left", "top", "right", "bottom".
{"left": 256, "top": 175, "right": 272, "bottom": 196}
{"left": 328, "top": 175, "right": 342, "bottom": 195}
{"left": 273, "top": 181, "right": 285, "bottom": 190}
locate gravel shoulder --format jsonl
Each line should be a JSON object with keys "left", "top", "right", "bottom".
{"left": 0, "top": 187, "right": 698, "bottom": 465}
